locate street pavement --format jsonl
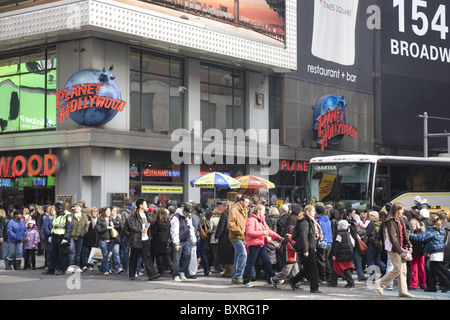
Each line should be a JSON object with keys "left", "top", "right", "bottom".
{"left": 1, "top": 255, "right": 449, "bottom": 304}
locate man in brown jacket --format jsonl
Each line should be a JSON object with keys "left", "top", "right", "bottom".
{"left": 228, "top": 195, "right": 250, "bottom": 284}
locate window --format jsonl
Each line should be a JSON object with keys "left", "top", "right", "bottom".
{"left": 130, "top": 49, "right": 183, "bottom": 133}
{"left": 200, "top": 64, "right": 245, "bottom": 133}
{"left": 0, "top": 48, "right": 57, "bottom": 133}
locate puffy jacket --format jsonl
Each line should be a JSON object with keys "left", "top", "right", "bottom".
{"left": 245, "top": 214, "right": 281, "bottom": 248}
{"left": 170, "top": 210, "right": 196, "bottom": 246}
{"left": 331, "top": 230, "right": 353, "bottom": 262}
{"left": 7, "top": 218, "right": 26, "bottom": 242}
{"left": 409, "top": 226, "right": 445, "bottom": 254}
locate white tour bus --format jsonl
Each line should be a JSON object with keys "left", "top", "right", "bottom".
{"left": 307, "top": 154, "right": 450, "bottom": 210}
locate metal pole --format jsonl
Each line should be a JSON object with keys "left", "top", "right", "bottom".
{"left": 424, "top": 112, "right": 428, "bottom": 158}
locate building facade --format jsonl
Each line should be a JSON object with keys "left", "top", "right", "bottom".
{"left": 2, "top": 0, "right": 447, "bottom": 209}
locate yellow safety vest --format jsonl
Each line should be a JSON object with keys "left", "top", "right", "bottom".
{"left": 52, "top": 211, "right": 70, "bottom": 235}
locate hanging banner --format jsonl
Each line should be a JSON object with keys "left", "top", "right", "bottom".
{"left": 292, "top": 0, "right": 375, "bottom": 93}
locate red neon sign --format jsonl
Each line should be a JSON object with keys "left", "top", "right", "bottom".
{"left": 281, "top": 160, "right": 309, "bottom": 172}
{"left": 316, "top": 110, "right": 357, "bottom": 151}
{"left": 0, "top": 154, "right": 60, "bottom": 178}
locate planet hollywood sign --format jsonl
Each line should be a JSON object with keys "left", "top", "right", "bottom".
{"left": 55, "top": 67, "right": 126, "bottom": 126}
{"left": 313, "top": 95, "right": 358, "bottom": 151}
{"left": 0, "top": 154, "right": 60, "bottom": 178}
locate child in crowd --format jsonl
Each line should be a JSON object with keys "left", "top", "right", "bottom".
{"left": 24, "top": 219, "right": 40, "bottom": 270}
{"left": 271, "top": 225, "right": 298, "bottom": 288}
{"left": 409, "top": 218, "right": 426, "bottom": 290}
{"left": 328, "top": 220, "right": 355, "bottom": 288}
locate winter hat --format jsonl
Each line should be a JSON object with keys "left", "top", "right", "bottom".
{"left": 338, "top": 220, "right": 349, "bottom": 230}
{"left": 27, "top": 219, "right": 36, "bottom": 226}
{"left": 385, "top": 202, "right": 393, "bottom": 212}
{"left": 414, "top": 196, "right": 422, "bottom": 203}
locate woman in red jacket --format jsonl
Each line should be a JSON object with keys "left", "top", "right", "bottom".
{"left": 242, "top": 205, "right": 283, "bottom": 288}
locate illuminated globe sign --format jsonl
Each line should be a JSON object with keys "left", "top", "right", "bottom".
{"left": 313, "top": 94, "right": 357, "bottom": 151}
{"left": 55, "top": 66, "right": 126, "bottom": 126}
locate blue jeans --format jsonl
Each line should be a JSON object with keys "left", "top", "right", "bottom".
{"left": 352, "top": 247, "right": 365, "bottom": 280}
{"left": 243, "top": 245, "right": 275, "bottom": 284}
{"left": 366, "top": 246, "right": 386, "bottom": 275}
{"left": 98, "top": 240, "right": 113, "bottom": 273}
{"left": 2, "top": 241, "right": 10, "bottom": 268}
{"left": 7, "top": 241, "right": 23, "bottom": 260}
{"left": 110, "top": 243, "right": 122, "bottom": 271}
{"left": 69, "top": 238, "right": 83, "bottom": 267}
{"left": 172, "top": 241, "right": 191, "bottom": 278}
{"left": 231, "top": 240, "right": 247, "bottom": 279}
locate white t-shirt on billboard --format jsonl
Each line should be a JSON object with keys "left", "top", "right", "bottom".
{"left": 311, "top": 0, "right": 359, "bottom": 66}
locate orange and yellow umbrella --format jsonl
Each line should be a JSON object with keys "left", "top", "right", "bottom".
{"left": 235, "top": 175, "right": 275, "bottom": 189}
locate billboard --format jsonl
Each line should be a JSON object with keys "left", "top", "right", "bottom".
{"left": 380, "top": 0, "right": 450, "bottom": 149}
{"left": 290, "top": 0, "right": 375, "bottom": 93}
{"left": 142, "top": 0, "right": 285, "bottom": 44}
{"left": 0, "top": 52, "right": 56, "bottom": 133}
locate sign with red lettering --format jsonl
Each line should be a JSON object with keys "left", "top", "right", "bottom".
{"left": 0, "top": 154, "right": 60, "bottom": 178}
{"left": 313, "top": 95, "right": 357, "bottom": 151}
{"left": 281, "top": 160, "right": 309, "bottom": 172}
{"left": 55, "top": 67, "right": 126, "bottom": 126}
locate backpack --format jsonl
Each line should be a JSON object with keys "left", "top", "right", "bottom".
{"left": 368, "top": 221, "right": 382, "bottom": 252}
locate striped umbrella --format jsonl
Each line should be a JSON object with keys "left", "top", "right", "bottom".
{"left": 235, "top": 175, "right": 275, "bottom": 189}
{"left": 190, "top": 172, "right": 241, "bottom": 199}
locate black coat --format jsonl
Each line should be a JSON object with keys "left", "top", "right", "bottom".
{"left": 292, "top": 214, "right": 316, "bottom": 253}
{"left": 331, "top": 230, "right": 353, "bottom": 262}
{"left": 151, "top": 220, "right": 171, "bottom": 254}
{"left": 82, "top": 216, "right": 99, "bottom": 248}
{"left": 123, "top": 211, "right": 152, "bottom": 249}
{"left": 215, "top": 211, "right": 234, "bottom": 265}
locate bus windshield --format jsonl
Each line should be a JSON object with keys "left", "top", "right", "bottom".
{"left": 308, "top": 162, "right": 374, "bottom": 209}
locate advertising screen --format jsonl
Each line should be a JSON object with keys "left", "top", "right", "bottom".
{"left": 291, "top": 0, "right": 375, "bottom": 93}
{"left": 139, "top": 0, "right": 285, "bottom": 44}
{"left": 0, "top": 50, "right": 56, "bottom": 133}
{"left": 380, "top": 0, "right": 450, "bottom": 149}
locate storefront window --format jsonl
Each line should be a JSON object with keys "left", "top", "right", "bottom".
{"left": 0, "top": 48, "right": 57, "bottom": 133}
{"left": 0, "top": 152, "right": 57, "bottom": 207}
{"left": 129, "top": 150, "right": 183, "bottom": 206}
{"left": 200, "top": 64, "right": 245, "bottom": 133}
{"left": 130, "top": 49, "right": 183, "bottom": 133}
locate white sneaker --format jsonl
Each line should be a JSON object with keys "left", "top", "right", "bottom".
{"left": 179, "top": 272, "right": 187, "bottom": 281}
{"left": 75, "top": 266, "right": 83, "bottom": 273}
{"left": 242, "top": 282, "right": 254, "bottom": 288}
{"left": 66, "top": 265, "right": 75, "bottom": 273}
{"left": 174, "top": 276, "right": 182, "bottom": 282}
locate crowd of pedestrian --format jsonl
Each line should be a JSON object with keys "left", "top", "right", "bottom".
{"left": 1, "top": 194, "right": 449, "bottom": 298}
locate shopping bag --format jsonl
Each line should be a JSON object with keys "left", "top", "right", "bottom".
{"left": 88, "top": 247, "right": 103, "bottom": 265}
{"left": 188, "top": 246, "right": 198, "bottom": 276}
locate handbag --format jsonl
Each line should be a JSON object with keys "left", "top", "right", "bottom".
{"left": 401, "top": 250, "right": 413, "bottom": 262}
{"left": 356, "top": 235, "right": 368, "bottom": 255}
{"left": 110, "top": 227, "right": 119, "bottom": 238}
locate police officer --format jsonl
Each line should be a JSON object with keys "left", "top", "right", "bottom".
{"left": 42, "top": 202, "right": 73, "bottom": 275}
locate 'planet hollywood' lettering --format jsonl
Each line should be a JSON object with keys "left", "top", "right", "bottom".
{"left": 316, "top": 109, "right": 357, "bottom": 151}
{"left": 54, "top": 83, "right": 126, "bottom": 124}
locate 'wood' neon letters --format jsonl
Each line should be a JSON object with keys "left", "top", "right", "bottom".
{"left": 0, "top": 154, "right": 60, "bottom": 178}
